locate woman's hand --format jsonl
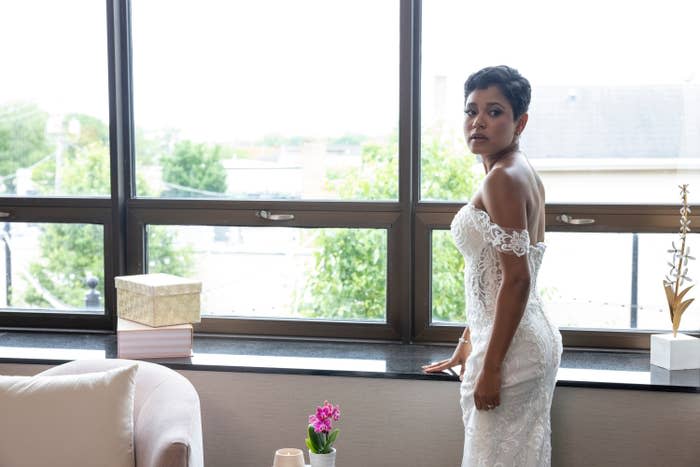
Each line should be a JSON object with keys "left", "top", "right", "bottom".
{"left": 421, "top": 339, "right": 472, "bottom": 381}
{"left": 474, "top": 366, "right": 502, "bottom": 411}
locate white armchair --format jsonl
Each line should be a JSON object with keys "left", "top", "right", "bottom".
{"left": 40, "top": 359, "right": 204, "bottom": 467}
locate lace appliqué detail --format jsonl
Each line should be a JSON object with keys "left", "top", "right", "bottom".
{"left": 468, "top": 204, "right": 531, "bottom": 257}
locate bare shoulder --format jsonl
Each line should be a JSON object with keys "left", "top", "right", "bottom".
{"left": 533, "top": 170, "right": 546, "bottom": 200}
{"left": 481, "top": 167, "right": 528, "bottom": 229}
{"left": 482, "top": 166, "right": 528, "bottom": 205}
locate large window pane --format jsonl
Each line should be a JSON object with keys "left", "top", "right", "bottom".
{"left": 0, "top": 1, "right": 110, "bottom": 197}
{"left": 540, "top": 232, "right": 700, "bottom": 331}
{"left": 0, "top": 222, "right": 104, "bottom": 313}
{"left": 132, "top": 0, "right": 399, "bottom": 201}
{"left": 430, "top": 230, "right": 700, "bottom": 332}
{"left": 431, "top": 229, "right": 465, "bottom": 324}
{"left": 637, "top": 233, "right": 700, "bottom": 331}
{"left": 540, "top": 233, "right": 632, "bottom": 328}
{"left": 421, "top": 0, "right": 700, "bottom": 203}
{"left": 146, "top": 225, "right": 387, "bottom": 321}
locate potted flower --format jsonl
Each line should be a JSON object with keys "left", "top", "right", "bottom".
{"left": 651, "top": 184, "right": 700, "bottom": 370}
{"left": 305, "top": 400, "right": 341, "bottom": 467}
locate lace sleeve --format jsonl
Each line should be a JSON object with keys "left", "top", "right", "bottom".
{"left": 483, "top": 224, "right": 530, "bottom": 257}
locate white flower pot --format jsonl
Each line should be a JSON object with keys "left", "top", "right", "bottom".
{"left": 309, "top": 448, "right": 336, "bottom": 467}
{"left": 650, "top": 333, "right": 700, "bottom": 370}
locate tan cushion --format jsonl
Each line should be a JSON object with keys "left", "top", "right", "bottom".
{"left": 0, "top": 364, "right": 138, "bottom": 467}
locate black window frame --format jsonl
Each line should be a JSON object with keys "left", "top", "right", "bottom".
{"left": 0, "top": 0, "right": 697, "bottom": 350}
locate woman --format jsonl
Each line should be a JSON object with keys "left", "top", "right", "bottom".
{"left": 423, "top": 65, "right": 563, "bottom": 466}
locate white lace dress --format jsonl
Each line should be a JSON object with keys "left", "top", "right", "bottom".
{"left": 451, "top": 203, "right": 563, "bottom": 467}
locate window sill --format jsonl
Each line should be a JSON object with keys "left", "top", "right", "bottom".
{"left": 0, "top": 331, "right": 698, "bottom": 393}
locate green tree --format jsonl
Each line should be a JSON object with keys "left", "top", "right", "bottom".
{"left": 24, "top": 119, "right": 112, "bottom": 307}
{"left": 299, "top": 136, "right": 397, "bottom": 320}
{"left": 25, "top": 223, "right": 105, "bottom": 308}
{"left": 144, "top": 225, "right": 195, "bottom": 277}
{"left": 26, "top": 113, "right": 110, "bottom": 196}
{"left": 135, "top": 126, "right": 179, "bottom": 167}
{"left": 21, "top": 111, "right": 192, "bottom": 309}
{"left": 0, "top": 102, "right": 52, "bottom": 194}
{"left": 302, "top": 228, "right": 388, "bottom": 320}
{"left": 302, "top": 130, "right": 481, "bottom": 322}
{"left": 161, "top": 140, "right": 227, "bottom": 197}
{"left": 261, "top": 133, "right": 312, "bottom": 148}
{"left": 422, "top": 132, "right": 482, "bottom": 322}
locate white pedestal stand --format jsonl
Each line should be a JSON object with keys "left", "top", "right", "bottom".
{"left": 650, "top": 333, "right": 700, "bottom": 370}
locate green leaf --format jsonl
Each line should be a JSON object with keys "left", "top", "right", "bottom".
{"left": 327, "top": 429, "right": 339, "bottom": 446}
{"left": 307, "top": 425, "right": 323, "bottom": 452}
{"left": 305, "top": 438, "right": 315, "bottom": 453}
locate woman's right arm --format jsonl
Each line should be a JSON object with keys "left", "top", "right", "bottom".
{"left": 421, "top": 327, "right": 472, "bottom": 380}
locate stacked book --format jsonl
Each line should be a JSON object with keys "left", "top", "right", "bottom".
{"left": 114, "top": 273, "right": 202, "bottom": 360}
{"left": 117, "top": 318, "right": 193, "bottom": 359}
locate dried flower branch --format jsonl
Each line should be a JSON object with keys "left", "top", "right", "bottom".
{"left": 663, "top": 184, "right": 695, "bottom": 337}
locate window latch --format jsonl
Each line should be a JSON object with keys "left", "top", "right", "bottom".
{"left": 557, "top": 214, "right": 595, "bottom": 225}
{"left": 257, "top": 210, "right": 295, "bottom": 221}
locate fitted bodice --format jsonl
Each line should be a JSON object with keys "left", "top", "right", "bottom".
{"left": 450, "top": 203, "right": 549, "bottom": 340}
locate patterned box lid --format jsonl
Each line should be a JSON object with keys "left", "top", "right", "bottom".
{"left": 114, "top": 273, "right": 202, "bottom": 296}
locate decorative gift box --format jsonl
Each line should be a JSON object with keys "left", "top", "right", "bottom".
{"left": 117, "top": 318, "right": 193, "bottom": 359}
{"left": 115, "top": 273, "right": 202, "bottom": 327}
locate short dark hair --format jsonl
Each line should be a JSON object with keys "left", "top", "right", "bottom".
{"left": 464, "top": 65, "right": 531, "bottom": 121}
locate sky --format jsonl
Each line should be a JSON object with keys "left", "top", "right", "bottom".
{"left": 422, "top": 0, "right": 698, "bottom": 87}
{"left": 421, "top": 0, "right": 699, "bottom": 127}
{"left": 0, "top": 0, "right": 109, "bottom": 120}
{"left": 1, "top": 0, "right": 698, "bottom": 142}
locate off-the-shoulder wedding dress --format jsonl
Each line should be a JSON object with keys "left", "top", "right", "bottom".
{"left": 451, "top": 203, "right": 562, "bottom": 467}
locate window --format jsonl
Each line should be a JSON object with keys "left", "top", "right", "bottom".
{"left": 418, "top": 0, "right": 700, "bottom": 347}
{"left": 421, "top": 0, "right": 699, "bottom": 204}
{"left": 146, "top": 225, "right": 388, "bottom": 321}
{"left": 0, "top": 0, "right": 113, "bottom": 331}
{"left": 127, "top": 0, "right": 404, "bottom": 340}
{"left": 131, "top": 0, "right": 399, "bottom": 202}
{"left": 0, "top": 0, "right": 110, "bottom": 198}
{"left": 0, "top": 222, "right": 105, "bottom": 313}
{"left": 1, "top": 0, "right": 697, "bottom": 349}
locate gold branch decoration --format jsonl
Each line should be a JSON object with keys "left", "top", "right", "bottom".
{"left": 663, "top": 184, "right": 695, "bottom": 337}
